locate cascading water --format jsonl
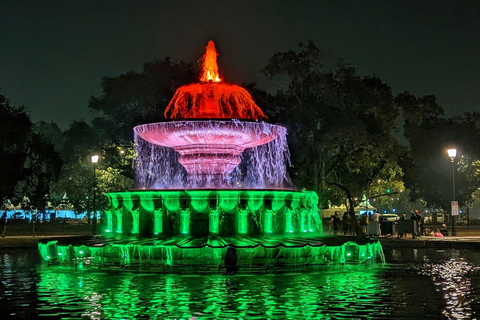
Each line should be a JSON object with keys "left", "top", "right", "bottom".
{"left": 38, "top": 40, "right": 384, "bottom": 271}
{"left": 133, "top": 120, "right": 291, "bottom": 189}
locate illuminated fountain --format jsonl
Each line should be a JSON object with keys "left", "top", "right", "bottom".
{"left": 39, "top": 41, "right": 384, "bottom": 271}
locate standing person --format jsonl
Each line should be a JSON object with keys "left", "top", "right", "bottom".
{"left": 359, "top": 214, "right": 368, "bottom": 235}
{"left": 1, "top": 212, "right": 7, "bottom": 238}
{"left": 332, "top": 213, "right": 340, "bottom": 235}
{"left": 440, "top": 223, "right": 449, "bottom": 236}
{"left": 374, "top": 211, "right": 382, "bottom": 235}
{"left": 409, "top": 212, "right": 418, "bottom": 238}
{"left": 327, "top": 214, "right": 334, "bottom": 235}
{"left": 415, "top": 210, "right": 424, "bottom": 236}
{"left": 398, "top": 213, "right": 407, "bottom": 238}
{"left": 342, "top": 212, "right": 350, "bottom": 235}
{"left": 410, "top": 212, "right": 417, "bottom": 220}
{"left": 369, "top": 211, "right": 381, "bottom": 236}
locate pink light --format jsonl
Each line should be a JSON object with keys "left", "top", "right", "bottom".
{"left": 134, "top": 120, "right": 284, "bottom": 176}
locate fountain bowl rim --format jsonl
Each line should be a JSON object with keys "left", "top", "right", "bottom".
{"left": 133, "top": 118, "right": 287, "bottom": 130}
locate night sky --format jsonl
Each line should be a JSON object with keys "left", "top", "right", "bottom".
{"left": 1, "top": 0, "right": 479, "bottom": 129}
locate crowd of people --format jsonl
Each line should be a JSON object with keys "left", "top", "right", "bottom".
{"left": 328, "top": 209, "right": 449, "bottom": 238}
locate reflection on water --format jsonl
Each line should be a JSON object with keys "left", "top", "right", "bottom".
{"left": 417, "top": 260, "right": 477, "bottom": 319}
{"left": 1, "top": 248, "right": 480, "bottom": 319}
{"left": 35, "top": 267, "right": 390, "bottom": 319}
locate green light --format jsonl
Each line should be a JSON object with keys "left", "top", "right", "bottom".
{"left": 37, "top": 238, "right": 385, "bottom": 268}
{"left": 105, "top": 230, "right": 111, "bottom": 233}
{"left": 285, "top": 209, "right": 293, "bottom": 233}
{"left": 180, "top": 209, "right": 190, "bottom": 235}
{"left": 238, "top": 209, "right": 248, "bottom": 234}
{"left": 105, "top": 190, "right": 322, "bottom": 236}
{"left": 209, "top": 210, "right": 219, "bottom": 235}
{"left": 79, "top": 251, "right": 84, "bottom": 255}
{"left": 132, "top": 209, "right": 140, "bottom": 234}
{"left": 116, "top": 209, "right": 123, "bottom": 234}
{"left": 386, "top": 189, "right": 391, "bottom": 193}
{"left": 264, "top": 210, "right": 273, "bottom": 233}
{"left": 106, "top": 209, "right": 114, "bottom": 233}
{"left": 153, "top": 209, "right": 163, "bottom": 235}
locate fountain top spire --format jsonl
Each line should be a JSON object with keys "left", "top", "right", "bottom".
{"left": 164, "top": 40, "right": 266, "bottom": 120}
{"left": 200, "top": 40, "right": 221, "bottom": 83}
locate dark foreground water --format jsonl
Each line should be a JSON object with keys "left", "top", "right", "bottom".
{"left": 2, "top": 247, "right": 480, "bottom": 319}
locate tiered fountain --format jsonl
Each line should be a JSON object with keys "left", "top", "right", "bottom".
{"left": 39, "top": 41, "right": 384, "bottom": 271}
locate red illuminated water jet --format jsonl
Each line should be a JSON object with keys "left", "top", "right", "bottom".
{"left": 164, "top": 40, "right": 266, "bottom": 120}
{"left": 135, "top": 41, "right": 280, "bottom": 182}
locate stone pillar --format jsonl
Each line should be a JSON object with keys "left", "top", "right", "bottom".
{"left": 153, "top": 208, "right": 163, "bottom": 235}
{"left": 132, "top": 208, "right": 140, "bottom": 234}
{"left": 115, "top": 208, "right": 123, "bottom": 234}
{"left": 180, "top": 208, "right": 190, "bottom": 235}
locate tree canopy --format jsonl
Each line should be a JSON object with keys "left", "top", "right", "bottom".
{"left": 397, "top": 92, "right": 480, "bottom": 209}
{"left": 0, "top": 92, "right": 62, "bottom": 211}
{"left": 89, "top": 58, "right": 197, "bottom": 142}
{"left": 263, "top": 42, "right": 401, "bottom": 213}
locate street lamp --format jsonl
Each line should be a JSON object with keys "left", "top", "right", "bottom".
{"left": 91, "top": 154, "right": 99, "bottom": 234}
{"left": 447, "top": 148, "right": 457, "bottom": 236}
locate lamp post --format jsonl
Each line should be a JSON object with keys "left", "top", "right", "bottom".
{"left": 91, "top": 154, "right": 99, "bottom": 234}
{"left": 447, "top": 148, "right": 457, "bottom": 236}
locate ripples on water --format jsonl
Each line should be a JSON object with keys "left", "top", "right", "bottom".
{"left": 2, "top": 248, "right": 480, "bottom": 319}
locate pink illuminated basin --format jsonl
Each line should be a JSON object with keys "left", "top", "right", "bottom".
{"left": 134, "top": 120, "right": 285, "bottom": 175}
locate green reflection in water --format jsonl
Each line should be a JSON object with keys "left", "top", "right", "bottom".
{"left": 36, "top": 266, "right": 388, "bottom": 319}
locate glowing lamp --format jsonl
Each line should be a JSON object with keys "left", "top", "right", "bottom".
{"left": 447, "top": 148, "right": 457, "bottom": 162}
{"left": 91, "top": 154, "right": 99, "bottom": 164}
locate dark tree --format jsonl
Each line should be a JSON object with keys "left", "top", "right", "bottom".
{"left": 0, "top": 92, "right": 63, "bottom": 211}
{"left": 263, "top": 42, "right": 401, "bottom": 235}
{"left": 0, "top": 93, "right": 33, "bottom": 207}
{"left": 34, "top": 121, "right": 64, "bottom": 152}
{"left": 397, "top": 92, "right": 480, "bottom": 209}
{"left": 19, "top": 133, "right": 63, "bottom": 212}
{"left": 62, "top": 120, "right": 99, "bottom": 164}
{"left": 89, "top": 58, "right": 197, "bottom": 142}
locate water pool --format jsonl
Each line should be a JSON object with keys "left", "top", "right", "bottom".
{"left": 1, "top": 247, "right": 480, "bottom": 319}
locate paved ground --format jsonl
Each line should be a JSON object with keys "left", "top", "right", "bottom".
{"left": 0, "top": 222, "right": 91, "bottom": 248}
{"left": 1, "top": 223, "right": 480, "bottom": 249}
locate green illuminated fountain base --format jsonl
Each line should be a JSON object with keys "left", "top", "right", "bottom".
{"left": 103, "top": 190, "right": 322, "bottom": 237}
{"left": 38, "top": 236, "right": 385, "bottom": 271}
{"left": 38, "top": 189, "right": 385, "bottom": 271}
